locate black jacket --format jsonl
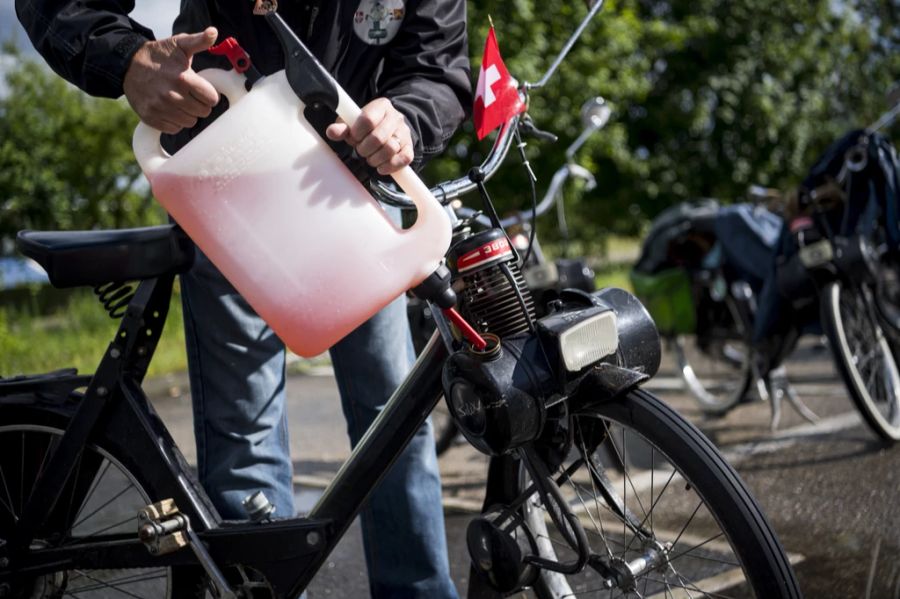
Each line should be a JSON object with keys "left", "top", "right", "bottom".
{"left": 15, "top": 0, "right": 472, "bottom": 170}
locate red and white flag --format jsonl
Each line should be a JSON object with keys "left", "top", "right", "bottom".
{"left": 473, "top": 26, "right": 525, "bottom": 140}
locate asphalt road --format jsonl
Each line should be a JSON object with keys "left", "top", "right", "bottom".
{"left": 145, "top": 338, "right": 900, "bottom": 598}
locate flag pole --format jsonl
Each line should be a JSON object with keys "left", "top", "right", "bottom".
{"left": 525, "top": 0, "right": 604, "bottom": 90}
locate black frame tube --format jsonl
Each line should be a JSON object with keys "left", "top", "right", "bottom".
{"left": 290, "top": 332, "right": 448, "bottom": 594}
{"left": 3, "top": 323, "right": 449, "bottom": 598}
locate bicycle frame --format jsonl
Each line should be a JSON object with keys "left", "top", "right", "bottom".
{"left": 3, "top": 6, "right": 620, "bottom": 594}
{"left": 2, "top": 268, "right": 451, "bottom": 598}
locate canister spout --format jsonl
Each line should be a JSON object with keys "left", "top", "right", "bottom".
{"left": 264, "top": 12, "right": 339, "bottom": 112}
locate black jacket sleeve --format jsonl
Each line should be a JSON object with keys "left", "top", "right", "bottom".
{"left": 377, "top": 0, "right": 472, "bottom": 169}
{"left": 15, "top": 0, "right": 155, "bottom": 98}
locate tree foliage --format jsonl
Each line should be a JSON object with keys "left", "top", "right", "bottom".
{"left": 424, "top": 0, "right": 899, "bottom": 247}
{"left": 1, "top": 2, "right": 896, "bottom": 254}
{"left": 0, "top": 48, "right": 162, "bottom": 247}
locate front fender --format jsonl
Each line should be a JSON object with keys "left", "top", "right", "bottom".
{"left": 569, "top": 362, "right": 650, "bottom": 404}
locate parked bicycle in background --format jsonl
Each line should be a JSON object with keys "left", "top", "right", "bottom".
{"left": 631, "top": 115, "right": 900, "bottom": 442}
{"left": 629, "top": 192, "right": 818, "bottom": 427}
{"left": 768, "top": 126, "right": 900, "bottom": 442}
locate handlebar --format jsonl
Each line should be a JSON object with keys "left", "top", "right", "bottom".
{"left": 455, "top": 162, "right": 596, "bottom": 229}
{"left": 370, "top": 116, "right": 522, "bottom": 208}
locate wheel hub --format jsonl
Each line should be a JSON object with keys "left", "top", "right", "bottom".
{"left": 606, "top": 540, "right": 670, "bottom": 592}
{"left": 0, "top": 541, "right": 68, "bottom": 599}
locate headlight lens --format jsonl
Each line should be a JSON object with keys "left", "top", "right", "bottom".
{"left": 558, "top": 310, "right": 618, "bottom": 372}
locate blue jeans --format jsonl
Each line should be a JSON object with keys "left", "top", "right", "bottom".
{"left": 180, "top": 249, "right": 457, "bottom": 599}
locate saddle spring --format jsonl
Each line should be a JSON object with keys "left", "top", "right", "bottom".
{"left": 93, "top": 281, "right": 135, "bottom": 319}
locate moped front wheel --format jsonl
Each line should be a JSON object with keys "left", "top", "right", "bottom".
{"left": 522, "top": 389, "right": 800, "bottom": 598}
{"left": 821, "top": 280, "right": 900, "bottom": 443}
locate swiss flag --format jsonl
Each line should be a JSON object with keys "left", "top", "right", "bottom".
{"left": 473, "top": 27, "right": 525, "bottom": 140}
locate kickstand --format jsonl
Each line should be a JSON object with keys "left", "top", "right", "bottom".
{"left": 756, "top": 365, "right": 819, "bottom": 431}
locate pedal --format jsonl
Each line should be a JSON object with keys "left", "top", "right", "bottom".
{"left": 138, "top": 499, "right": 188, "bottom": 556}
{"left": 138, "top": 499, "right": 237, "bottom": 598}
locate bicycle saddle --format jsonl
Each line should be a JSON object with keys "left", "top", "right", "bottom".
{"left": 16, "top": 224, "right": 195, "bottom": 288}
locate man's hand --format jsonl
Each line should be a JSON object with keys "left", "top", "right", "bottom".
{"left": 123, "top": 28, "right": 220, "bottom": 134}
{"left": 326, "top": 98, "right": 414, "bottom": 176}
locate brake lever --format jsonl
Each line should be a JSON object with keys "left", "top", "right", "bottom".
{"left": 519, "top": 115, "right": 559, "bottom": 143}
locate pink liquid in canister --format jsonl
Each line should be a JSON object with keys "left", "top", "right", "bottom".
{"left": 134, "top": 70, "right": 450, "bottom": 356}
{"left": 153, "top": 170, "right": 426, "bottom": 355}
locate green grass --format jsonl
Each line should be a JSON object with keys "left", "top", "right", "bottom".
{"left": 594, "top": 263, "right": 634, "bottom": 292}
{"left": 1, "top": 286, "right": 188, "bottom": 378}
{"left": 0, "top": 236, "right": 641, "bottom": 379}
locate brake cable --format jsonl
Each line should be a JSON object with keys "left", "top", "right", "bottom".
{"left": 514, "top": 123, "right": 540, "bottom": 268}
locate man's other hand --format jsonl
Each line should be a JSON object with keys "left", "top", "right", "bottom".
{"left": 123, "top": 28, "right": 220, "bottom": 134}
{"left": 326, "top": 98, "right": 414, "bottom": 176}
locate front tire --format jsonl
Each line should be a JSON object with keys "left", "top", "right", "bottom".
{"left": 821, "top": 281, "right": 900, "bottom": 442}
{"left": 524, "top": 389, "right": 800, "bottom": 598}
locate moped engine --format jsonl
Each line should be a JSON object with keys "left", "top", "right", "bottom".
{"left": 442, "top": 229, "right": 552, "bottom": 456}
{"left": 448, "top": 228, "right": 536, "bottom": 338}
{"left": 441, "top": 228, "right": 661, "bottom": 456}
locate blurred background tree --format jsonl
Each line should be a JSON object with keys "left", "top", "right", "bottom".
{"left": 424, "top": 0, "right": 899, "bottom": 251}
{"left": 0, "top": 44, "right": 162, "bottom": 248}
{"left": 0, "top": 1, "right": 897, "bottom": 253}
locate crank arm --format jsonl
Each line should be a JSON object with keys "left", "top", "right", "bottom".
{"left": 185, "top": 526, "right": 237, "bottom": 599}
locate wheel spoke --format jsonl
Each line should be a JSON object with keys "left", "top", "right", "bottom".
{"left": 67, "top": 569, "right": 168, "bottom": 593}
{"left": 69, "top": 460, "right": 113, "bottom": 531}
{"left": 670, "top": 547, "right": 740, "bottom": 568}
{"left": 575, "top": 433, "right": 615, "bottom": 556}
{"left": 0, "top": 459, "right": 17, "bottom": 521}
{"left": 64, "top": 569, "right": 149, "bottom": 598}
{"left": 564, "top": 465, "right": 614, "bottom": 557}
{"left": 591, "top": 424, "right": 649, "bottom": 530}
{"left": 650, "top": 449, "right": 654, "bottom": 535}
{"left": 61, "top": 513, "right": 141, "bottom": 546}
{"left": 622, "top": 468, "right": 679, "bottom": 555}
{"left": 70, "top": 478, "right": 135, "bottom": 533}
{"left": 670, "top": 500, "right": 704, "bottom": 551}
{"left": 622, "top": 426, "right": 627, "bottom": 545}
{"left": 888, "top": 394, "right": 900, "bottom": 425}
{"left": 19, "top": 431, "right": 25, "bottom": 516}
{"left": 28, "top": 435, "right": 57, "bottom": 504}
{"left": 573, "top": 466, "right": 645, "bottom": 543}
{"left": 64, "top": 452, "right": 86, "bottom": 530}
{"left": 667, "top": 531, "right": 728, "bottom": 564}
{"left": 619, "top": 432, "right": 649, "bottom": 522}
{"left": 642, "top": 572, "right": 737, "bottom": 599}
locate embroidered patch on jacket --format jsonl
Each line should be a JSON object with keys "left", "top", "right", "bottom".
{"left": 253, "top": 0, "right": 277, "bottom": 15}
{"left": 353, "top": 0, "right": 405, "bottom": 45}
